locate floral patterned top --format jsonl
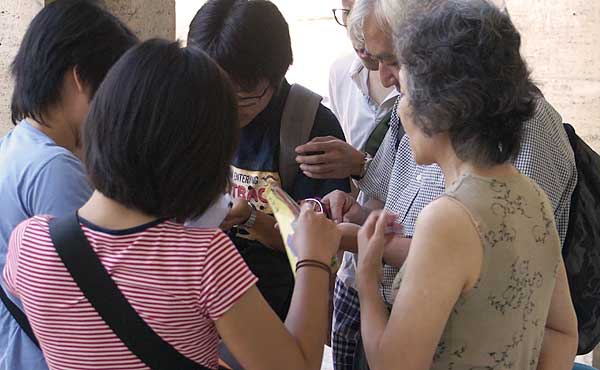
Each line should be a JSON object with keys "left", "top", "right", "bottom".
{"left": 392, "top": 173, "right": 561, "bottom": 370}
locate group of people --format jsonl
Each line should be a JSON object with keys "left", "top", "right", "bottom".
{"left": 0, "top": 0, "right": 588, "bottom": 369}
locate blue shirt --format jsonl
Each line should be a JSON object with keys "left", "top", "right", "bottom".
{"left": 0, "top": 120, "right": 92, "bottom": 370}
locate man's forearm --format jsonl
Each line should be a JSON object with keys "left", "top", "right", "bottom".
{"left": 249, "top": 212, "right": 285, "bottom": 252}
{"left": 338, "top": 223, "right": 411, "bottom": 268}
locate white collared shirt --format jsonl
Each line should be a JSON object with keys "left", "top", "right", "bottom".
{"left": 328, "top": 53, "right": 399, "bottom": 151}
{"left": 328, "top": 54, "right": 399, "bottom": 289}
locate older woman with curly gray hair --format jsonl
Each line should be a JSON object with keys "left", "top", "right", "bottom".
{"left": 355, "top": 1, "right": 578, "bottom": 370}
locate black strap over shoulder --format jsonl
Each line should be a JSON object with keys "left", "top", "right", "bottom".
{"left": 363, "top": 110, "right": 393, "bottom": 157}
{"left": 49, "top": 213, "right": 209, "bottom": 370}
{"left": 0, "top": 284, "right": 40, "bottom": 347}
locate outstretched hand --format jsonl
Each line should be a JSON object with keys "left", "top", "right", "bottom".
{"left": 295, "top": 136, "right": 365, "bottom": 179}
{"left": 357, "top": 211, "right": 399, "bottom": 285}
{"left": 321, "top": 190, "right": 368, "bottom": 224}
{"left": 293, "top": 203, "right": 342, "bottom": 264}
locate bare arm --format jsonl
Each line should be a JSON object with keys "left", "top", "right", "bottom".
{"left": 220, "top": 199, "right": 285, "bottom": 251}
{"left": 356, "top": 200, "right": 482, "bottom": 370}
{"left": 217, "top": 270, "right": 330, "bottom": 370}
{"left": 536, "top": 260, "right": 578, "bottom": 370}
{"left": 216, "top": 208, "right": 341, "bottom": 370}
{"left": 338, "top": 222, "right": 411, "bottom": 267}
{"left": 248, "top": 211, "right": 285, "bottom": 251}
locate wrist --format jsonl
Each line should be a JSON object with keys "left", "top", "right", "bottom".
{"left": 240, "top": 202, "right": 257, "bottom": 229}
{"left": 356, "top": 272, "right": 380, "bottom": 294}
{"left": 295, "top": 259, "right": 332, "bottom": 278}
{"left": 297, "top": 252, "right": 332, "bottom": 267}
{"left": 351, "top": 150, "right": 366, "bottom": 177}
{"left": 351, "top": 151, "right": 373, "bottom": 180}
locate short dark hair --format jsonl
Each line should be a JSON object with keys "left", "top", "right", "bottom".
{"left": 396, "top": 0, "right": 537, "bottom": 167}
{"left": 187, "top": 0, "right": 293, "bottom": 91}
{"left": 83, "top": 39, "right": 239, "bottom": 220}
{"left": 10, "top": 0, "right": 138, "bottom": 126}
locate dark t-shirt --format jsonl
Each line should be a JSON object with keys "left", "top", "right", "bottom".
{"left": 229, "top": 80, "right": 350, "bottom": 319}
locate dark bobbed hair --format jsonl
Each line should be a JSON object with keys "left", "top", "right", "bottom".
{"left": 83, "top": 39, "right": 239, "bottom": 220}
{"left": 396, "top": 0, "right": 537, "bottom": 167}
{"left": 187, "top": 0, "right": 293, "bottom": 91}
{"left": 10, "top": 0, "right": 138, "bottom": 126}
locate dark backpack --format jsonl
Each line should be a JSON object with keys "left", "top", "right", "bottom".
{"left": 562, "top": 123, "right": 600, "bottom": 355}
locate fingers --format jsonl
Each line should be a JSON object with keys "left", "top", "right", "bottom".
{"left": 295, "top": 136, "right": 338, "bottom": 153}
{"left": 373, "top": 210, "right": 391, "bottom": 238}
{"left": 299, "top": 202, "right": 314, "bottom": 216}
{"left": 299, "top": 163, "right": 337, "bottom": 174}
{"left": 296, "top": 153, "right": 332, "bottom": 165}
{"left": 295, "top": 142, "right": 328, "bottom": 155}
{"left": 308, "top": 135, "right": 337, "bottom": 143}
{"left": 302, "top": 170, "right": 344, "bottom": 180}
{"left": 329, "top": 195, "right": 346, "bottom": 223}
{"left": 295, "top": 139, "right": 342, "bottom": 156}
{"left": 360, "top": 210, "right": 381, "bottom": 240}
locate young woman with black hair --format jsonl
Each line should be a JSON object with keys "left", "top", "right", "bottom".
{"left": 3, "top": 39, "right": 340, "bottom": 370}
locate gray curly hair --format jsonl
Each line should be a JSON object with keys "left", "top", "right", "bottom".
{"left": 395, "top": 0, "right": 537, "bottom": 167}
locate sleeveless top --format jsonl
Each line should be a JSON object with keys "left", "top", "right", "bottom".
{"left": 391, "top": 173, "right": 562, "bottom": 370}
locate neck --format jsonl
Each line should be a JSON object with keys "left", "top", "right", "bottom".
{"left": 367, "top": 69, "right": 393, "bottom": 106}
{"left": 27, "top": 110, "right": 80, "bottom": 157}
{"left": 436, "top": 149, "right": 518, "bottom": 187}
{"left": 78, "top": 191, "right": 159, "bottom": 230}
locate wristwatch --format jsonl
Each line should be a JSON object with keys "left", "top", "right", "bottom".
{"left": 352, "top": 151, "right": 373, "bottom": 180}
{"left": 240, "top": 201, "right": 257, "bottom": 230}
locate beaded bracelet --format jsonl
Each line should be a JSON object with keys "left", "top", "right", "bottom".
{"left": 295, "top": 259, "right": 332, "bottom": 277}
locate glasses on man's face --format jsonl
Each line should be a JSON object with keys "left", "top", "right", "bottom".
{"left": 332, "top": 8, "right": 350, "bottom": 27}
{"left": 237, "top": 85, "right": 270, "bottom": 107}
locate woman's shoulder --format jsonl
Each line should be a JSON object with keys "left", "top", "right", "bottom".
{"left": 170, "top": 223, "right": 237, "bottom": 252}
{"left": 416, "top": 196, "right": 481, "bottom": 247}
{"left": 14, "top": 215, "right": 53, "bottom": 237}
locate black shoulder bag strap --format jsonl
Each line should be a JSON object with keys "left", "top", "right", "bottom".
{"left": 0, "top": 284, "right": 40, "bottom": 347}
{"left": 49, "top": 214, "right": 209, "bottom": 370}
{"left": 363, "top": 110, "right": 393, "bottom": 157}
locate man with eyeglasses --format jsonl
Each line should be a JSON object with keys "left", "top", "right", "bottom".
{"left": 187, "top": 0, "right": 350, "bottom": 321}
{"left": 295, "top": 1, "right": 398, "bottom": 369}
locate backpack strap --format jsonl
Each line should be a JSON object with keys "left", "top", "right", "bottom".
{"left": 279, "top": 83, "right": 322, "bottom": 193}
{"left": 49, "top": 214, "right": 209, "bottom": 370}
{"left": 0, "top": 285, "right": 39, "bottom": 347}
{"left": 363, "top": 110, "right": 393, "bottom": 157}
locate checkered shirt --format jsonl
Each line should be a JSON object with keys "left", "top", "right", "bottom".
{"left": 359, "top": 96, "right": 577, "bottom": 303}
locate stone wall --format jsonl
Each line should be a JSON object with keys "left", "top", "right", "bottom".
{"left": 506, "top": 0, "right": 600, "bottom": 151}
{"left": 0, "top": 0, "right": 43, "bottom": 135}
{"left": 0, "top": 0, "right": 175, "bottom": 136}
{"left": 104, "top": 0, "right": 176, "bottom": 41}
{"left": 0, "top": 0, "right": 598, "bottom": 152}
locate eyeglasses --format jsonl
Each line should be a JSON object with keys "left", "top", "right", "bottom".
{"left": 237, "top": 85, "right": 270, "bottom": 107}
{"left": 332, "top": 8, "right": 350, "bottom": 27}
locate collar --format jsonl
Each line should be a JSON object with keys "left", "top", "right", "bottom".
{"left": 347, "top": 56, "right": 400, "bottom": 106}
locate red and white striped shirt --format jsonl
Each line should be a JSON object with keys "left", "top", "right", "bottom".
{"left": 3, "top": 215, "right": 257, "bottom": 370}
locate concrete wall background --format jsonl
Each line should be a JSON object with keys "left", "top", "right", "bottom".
{"left": 0, "top": 0, "right": 175, "bottom": 136}
{"left": 0, "top": 0, "right": 598, "bottom": 151}
{"left": 506, "top": 0, "right": 600, "bottom": 151}
{"left": 105, "top": 0, "right": 175, "bottom": 41}
{"left": 0, "top": 0, "right": 43, "bottom": 135}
